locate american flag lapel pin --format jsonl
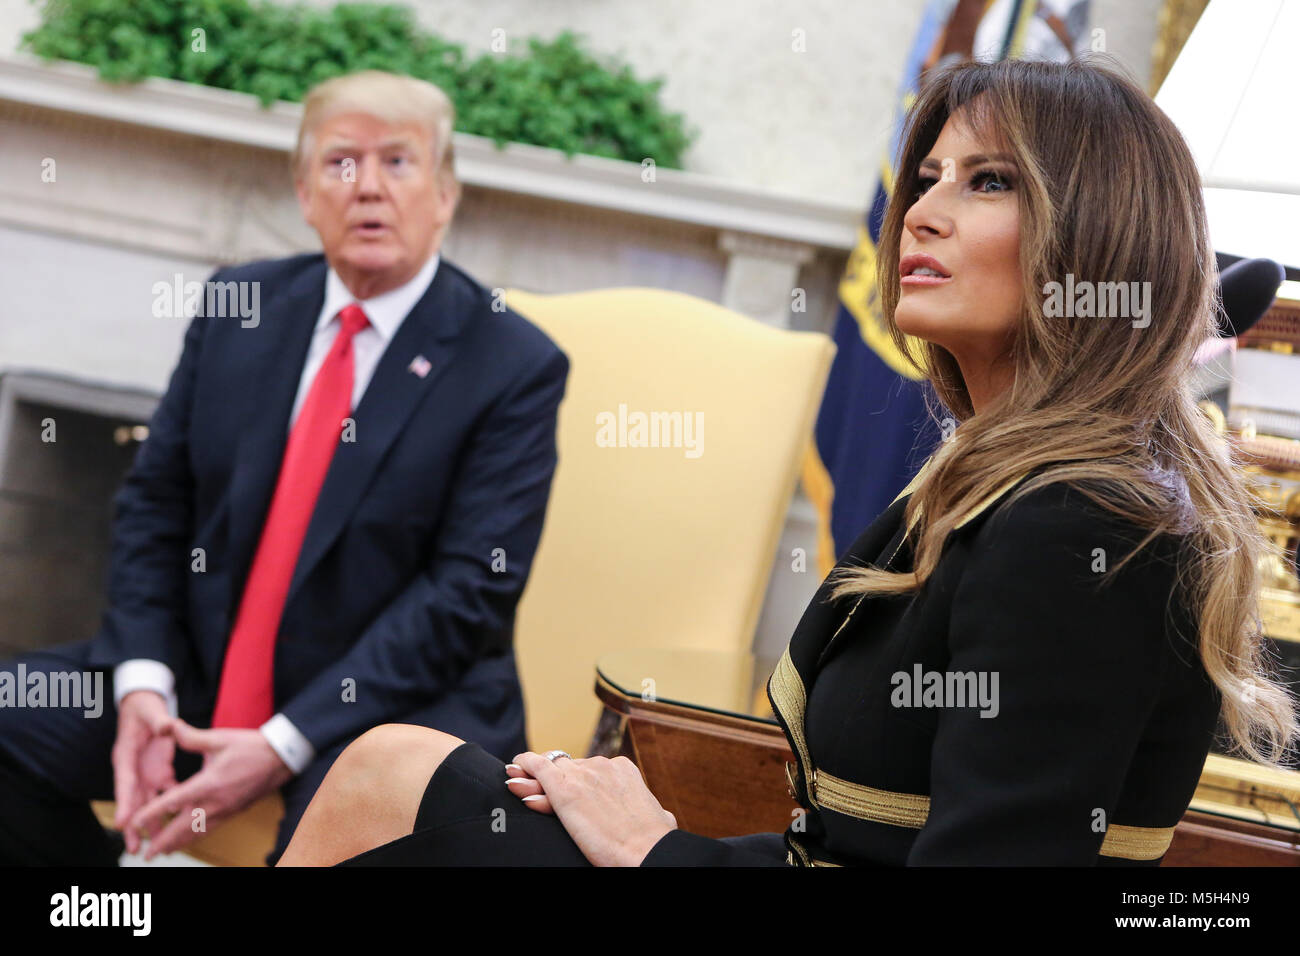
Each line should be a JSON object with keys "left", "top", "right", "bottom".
{"left": 408, "top": 354, "right": 432, "bottom": 378}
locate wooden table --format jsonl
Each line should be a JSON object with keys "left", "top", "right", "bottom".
{"left": 594, "top": 648, "right": 1300, "bottom": 865}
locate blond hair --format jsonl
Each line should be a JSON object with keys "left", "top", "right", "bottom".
{"left": 831, "top": 55, "right": 1299, "bottom": 768}
{"left": 292, "top": 70, "right": 457, "bottom": 180}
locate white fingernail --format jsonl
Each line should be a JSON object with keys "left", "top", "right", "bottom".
{"left": 521, "top": 795, "right": 544, "bottom": 802}
{"left": 504, "top": 778, "right": 530, "bottom": 787}
{"left": 504, "top": 764, "right": 522, "bottom": 772}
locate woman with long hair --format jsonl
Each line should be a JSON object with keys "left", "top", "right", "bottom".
{"left": 277, "top": 55, "right": 1298, "bottom": 867}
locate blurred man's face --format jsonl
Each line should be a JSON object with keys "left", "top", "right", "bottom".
{"left": 295, "top": 111, "right": 458, "bottom": 299}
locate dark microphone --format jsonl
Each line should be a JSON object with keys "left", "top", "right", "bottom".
{"left": 1215, "top": 255, "right": 1285, "bottom": 338}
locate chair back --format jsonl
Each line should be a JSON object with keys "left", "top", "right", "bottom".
{"left": 505, "top": 287, "right": 835, "bottom": 755}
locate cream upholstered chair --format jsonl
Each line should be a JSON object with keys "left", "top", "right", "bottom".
{"left": 504, "top": 287, "right": 835, "bottom": 758}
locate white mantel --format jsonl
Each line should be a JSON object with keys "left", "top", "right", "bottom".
{"left": 0, "top": 53, "right": 859, "bottom": 257}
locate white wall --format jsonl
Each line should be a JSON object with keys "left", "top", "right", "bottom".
{"left": 0, "top": 224, "right": 201, "bottom": 392}
{"left": 0, "top": 0, "right": 1164, "bottom": 207}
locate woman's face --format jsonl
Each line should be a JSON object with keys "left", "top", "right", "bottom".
{"left": 896, "top": 111, "right": 1022, "bottom": 402}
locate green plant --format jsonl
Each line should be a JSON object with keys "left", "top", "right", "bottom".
{"left": 21, "top": 0, "right": 693, "bottom": 167}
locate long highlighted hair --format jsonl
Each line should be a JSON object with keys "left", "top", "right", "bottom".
{"left": 831, "top": 56, "right": 1298, "bottom": 767}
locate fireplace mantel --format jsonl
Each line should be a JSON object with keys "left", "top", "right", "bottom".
{"left": 0, "top": 52, "right": 860, "bottom": 252}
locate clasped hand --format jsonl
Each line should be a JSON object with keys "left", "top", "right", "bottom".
{"left": 506, "top": 752, "right": 677, "bottom": 866}
{"left": 112, "top": 691, "right": 293, "bottom": 860}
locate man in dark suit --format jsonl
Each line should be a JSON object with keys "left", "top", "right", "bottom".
{"left": 0, "top": 70, "right": 568, "bottom": 865}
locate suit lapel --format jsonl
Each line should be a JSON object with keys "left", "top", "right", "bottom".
{"left": 225, "top": 258, "right": 326, "bottom": 613}
{"left": 779, "top": 494, "right": 912, "bottom": 681}
{"left": 284, "top": 259, "right": 472, "bottom": 604}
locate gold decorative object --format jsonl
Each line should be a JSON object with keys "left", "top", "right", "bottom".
{"left": 1191, "top": 754, "right": 1300, "bottom": 831}
{"left": 1149, "top": 0, "right": 1211, "bottom": 96}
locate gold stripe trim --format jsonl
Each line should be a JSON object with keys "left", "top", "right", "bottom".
{"left": 813, "top": 770, "right": 1175, "bottom": 860}
{"left": 890, "top": 452, "right": 938, "bottom": 538}
{"left": 789, "top": 834, "right": 841, "bottom": 867}
{"left": 1098, "top": 823, "right": 1177, "bottom": 861}
{"left": 814, "top": 770, "right": 930, "bottom": 829}
{"left": 787, "top": 835, "right": 812, "bottom": 866}
{"left": 829, "top": 595, "right": 865, "bottom": 642}
{"left": 889, "top": 452, "right": 938, "bottom": 508}
{"left": 890, "top": 455, "right": 1033, "bottom": 539}
{"left": 769, "top": 648, "right": 816, "bottom": 808}
{"left": 954, "top": 476, "right": 1029, "bottom": 529}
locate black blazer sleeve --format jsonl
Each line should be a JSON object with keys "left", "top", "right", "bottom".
{"left": 639, "top": 830, "right": 789, "bottom": 867}
{"left": 907, "top": 484, "right": 1188, "bottom": 865}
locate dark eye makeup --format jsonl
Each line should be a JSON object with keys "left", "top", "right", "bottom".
{"left": 970, "top": 169, "right": 1013, "bottom": 192}
{"left": 912, "top": 167, "right": 1015, "bottom": 201}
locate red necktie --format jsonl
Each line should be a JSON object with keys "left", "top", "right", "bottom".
{"left": 211, "top": 303, "right": 370, "bottom": 728}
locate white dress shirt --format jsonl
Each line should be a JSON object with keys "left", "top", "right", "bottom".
{"left": 114, "top": 252, "right": 441, "bottom": 775}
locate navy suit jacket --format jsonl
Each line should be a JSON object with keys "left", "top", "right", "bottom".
{"left": 88, "top": 252, "right": 569, "bottom": 761}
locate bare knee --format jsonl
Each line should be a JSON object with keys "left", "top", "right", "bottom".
{"left": 278, "top": 724, "right": 463, "bottom": 866}
{"left": 342, "top": 724, "right": 462, "bottom": 781}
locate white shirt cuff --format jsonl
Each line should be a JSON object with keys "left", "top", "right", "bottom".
{"left": 113, "top": 659, "right": 178, "bottom": 719}
{"left": 260, "top": 713, "right": 316, "bottom": 775}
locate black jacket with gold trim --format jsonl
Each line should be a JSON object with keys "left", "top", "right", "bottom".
{"left": 641, "top": 469, "right": 1222, "bottom": 866}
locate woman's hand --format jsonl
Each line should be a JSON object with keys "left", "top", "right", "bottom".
{"left": 506, "top": 752, "right": 677, "bottom": 866}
